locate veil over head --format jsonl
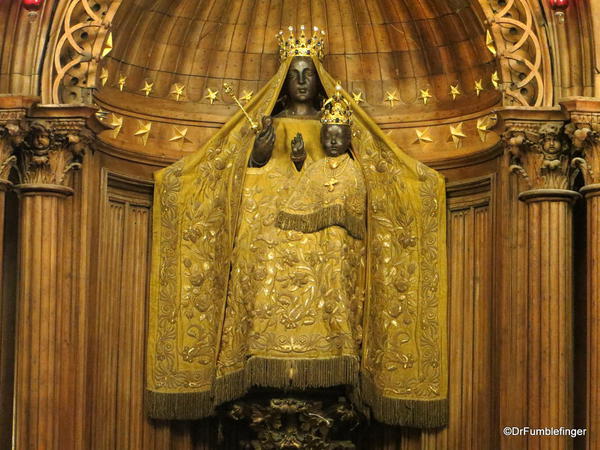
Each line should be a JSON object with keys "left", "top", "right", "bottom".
{"left": 146, "top": 55, "right": 448, "bottom": 428}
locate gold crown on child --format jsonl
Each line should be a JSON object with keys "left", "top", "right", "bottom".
{"left": 277, "top": 25, "right": 326, "bottom": 61}
{"left": 320, "top": 85, "right": 353, "bottom": 126}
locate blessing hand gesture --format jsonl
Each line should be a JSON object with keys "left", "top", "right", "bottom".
{"left": 250, "top": 116, "right": 275, "bottom": 167}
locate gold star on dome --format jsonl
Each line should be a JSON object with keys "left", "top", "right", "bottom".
{"left": 109, "top": 113, "right": 123, "bottom": 139}
{"left": 492, "top": 71, "right": 500, "bottom": 89}
{"left": 169, "top": 126, "right": 191, "bottom": 148}
{"left": 134, "top": 120, "right": 152, "bottom": 146}
{"left": 141, "top": 80, "right": 154, "bottom": 97}
{"left": 205, "top": 88, "right": 219, "bottom": 104}
{"left": 95, "top": 108, "right": 108, "bottom": 121}
{"left": 486, "top": 30, "right": 497, "bottom": 57}
{"left": 101, "top": 32, "right": 113, "bottom": 59}
{"left": 100, "top": 68, "right": 109, "bottom": 86}
{"left": 418, "top": 89, "right": 432, "bottom": 105}
{"left": 170, "top": 83, "right": 186, "bottom": 101}
{"left": 117, "top": 74, "right": 127, "bottom": 91}
{"left": 384, "top": 90, "right": 399, "bottom": 107}
{"left": 449, "top": 84, "right": 461, "bottom": 100}
{"left": 413, "top": 128, "right": 433, "bottom": 145}
{"left": 239, "top": 90, "right": 254, "bottom": 103}
{"left": 477, "top": 117, "right": 492, "bottom": 142}
{"left": 449, "top": 123, "right": 467, "bottom": 149}
{"left": 352, "top": 91, "right": 365, "bottom": 104}
{"left": 475, "top": 79, "right": 484, "bottom": 96}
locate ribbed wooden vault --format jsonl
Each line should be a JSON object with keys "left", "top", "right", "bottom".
{"left": 100, "top": 0, "right": 498, "bottom": 120}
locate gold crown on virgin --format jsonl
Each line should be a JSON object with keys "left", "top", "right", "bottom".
{"left": 320, "top": 85, "right": 353, "bottom": 126}
{"left": 277, "top": 25, "right": 326, "bottom": 61}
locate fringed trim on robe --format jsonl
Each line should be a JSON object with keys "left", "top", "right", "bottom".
{"left": 146, "top": 356, "right": 360, "bottom": 420}
{"left": 146, "top": 365, "right": 449, "bottom": 428}
{"left": 356, "top": 376, "right": 449, "bottom": 428}
{"left": 276, "top": 204, "right": 365, "bottom": 239}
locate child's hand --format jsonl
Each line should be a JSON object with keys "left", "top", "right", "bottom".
{"left": 291, "top": 133, "right": 306, "bottom": 161}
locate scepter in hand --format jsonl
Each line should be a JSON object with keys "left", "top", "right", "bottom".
{"left": 223, "top": 82, "right": 260, "bottom": 134}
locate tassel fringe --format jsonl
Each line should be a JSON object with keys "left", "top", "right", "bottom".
{"left": 145, "top": 390, "right": 214, "bottom": 420}
{"left": 213, "top": 356, "right": 360, "bottom": 406}
{"left": 276, "top": 205, "right": 365, "bottom": 239}
{"left": 145, "top": 358, "right": 448, "bottom": 428}
{"left": 358, "top": 376, "right": 448, "bottom": 428}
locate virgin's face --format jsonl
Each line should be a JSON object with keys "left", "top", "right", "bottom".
{"left": 285, "top": 57, "right": 319, "bottom": 103}
{"left": 321, "top": 124, "right": 351, "bottom": 157}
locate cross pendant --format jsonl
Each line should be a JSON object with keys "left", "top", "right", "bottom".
{"left": 324, "top": 177, "right": 339, "bottom": 192}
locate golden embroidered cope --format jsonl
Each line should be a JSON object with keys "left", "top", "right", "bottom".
{"left": 145, "top": 56, "right": 448, "bottom": 428}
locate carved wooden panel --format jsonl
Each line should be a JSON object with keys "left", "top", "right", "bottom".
{"left": 86, "top": 170, "right": 222, "bottom": 449}
{"left": 422, "top": 175, "right": 496, "bottom": 450}
{"left": 88, "top": 171, "right": 151, "bottom": 448}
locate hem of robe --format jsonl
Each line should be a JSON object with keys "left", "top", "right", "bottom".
{"left": 145, "top": 355, "right": 360, "bottom": 420}
{"left": 145, "top": 356, "right": 448, "bottom": 428}
{"left": 356, "top": 375, "right": 449, "bottom": 428}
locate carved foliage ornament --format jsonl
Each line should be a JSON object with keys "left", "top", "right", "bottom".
{"left": 503, "top": 121, "right": 573, "bottom": 190}
{"left": 0, "top": 123, "right": 20, "bottom": 185}
{"left": 565, "top": 113, "right": 600, "bottom": 186}
{"left": 15, "top": 121, "right": 90, "bottom": 187}
{"left": 225, "top": 396, "right": 360, "bottom": 450}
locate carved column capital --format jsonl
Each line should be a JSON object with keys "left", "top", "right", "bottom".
{"left": 12, "top": 104, "right": 106, "bottom": 197}
{"left": 15, "top": 121, "right": 86, "bottom": 196}
{"left": 560, "top": 97, "right": 600, "bottom": 196}
{"left": 0, "top": 123, "right": 22, "bottom": 191}
{"left": 0, "top": 96, "right": 38, "bottom": 191}
{"left": 495, "top": 107, "right": 579, "bottom": 202}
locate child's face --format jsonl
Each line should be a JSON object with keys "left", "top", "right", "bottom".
{"left": 321, "top": 124, "right": 351, "bottom": 157}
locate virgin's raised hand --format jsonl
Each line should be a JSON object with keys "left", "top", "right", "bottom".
{"left": 250, "top": 116, "right": 275, "bottom": 166}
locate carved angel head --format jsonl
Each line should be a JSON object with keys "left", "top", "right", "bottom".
{"left": 538, "top": 123, "right": 563, "bottom": 158}
{"left": 28, "top": 122, "right": 51, "bottom": 151}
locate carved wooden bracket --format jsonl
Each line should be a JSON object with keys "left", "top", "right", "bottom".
{"left": 221, "top": 391, "right": 363, "bottom": 449}
{"left": 561, "top": 98, "right": 600, "bottom": 191}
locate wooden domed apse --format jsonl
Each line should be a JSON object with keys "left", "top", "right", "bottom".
{"left": 0, "top": 0, "right": 599, "bottom": 448}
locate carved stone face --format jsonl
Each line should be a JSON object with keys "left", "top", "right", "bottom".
{"left": 285, "top": 56, "right": 319, "bottom": 103}
{"left": 321, "top": 124, "right": 351, "bottom": 157}
{"left": 31, "top": 128, "right": 50, "bottom": 150}
{"left": 542, "top": 134, "right": 561, "bottom": 156}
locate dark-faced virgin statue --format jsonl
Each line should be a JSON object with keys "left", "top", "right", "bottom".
{"left": 146, "top": 26, "right": 449, "bottom": 429}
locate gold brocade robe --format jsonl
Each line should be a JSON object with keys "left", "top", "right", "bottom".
{"left": 146, "top": 55, "right": 448, "bottom": 428}
{"left": 216, "top": 120, "right": 366, "bottom": 396}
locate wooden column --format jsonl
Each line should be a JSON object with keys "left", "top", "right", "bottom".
{"left": 496, "top": 108, "right": 576, "bottom": 450}
{"left": 0, "top": 121, "right": 17, "bottom": 449}
{"left": 11, "top": 107, "right": 99, "bottom": 450}
{"left": 0, "top": 97, "right": 36, "bottom": 449}
{"left": 561, "top": 98, "right": 600, "bottom": 450}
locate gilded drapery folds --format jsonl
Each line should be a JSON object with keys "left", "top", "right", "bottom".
{"left": 146, "top": 56, "right": 448, "bottom": 428}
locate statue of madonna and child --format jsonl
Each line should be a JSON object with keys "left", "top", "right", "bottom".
{"left": 145, "top": 26, "right": 448, "bottom": 429}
